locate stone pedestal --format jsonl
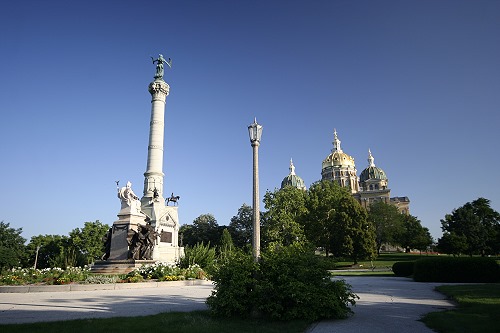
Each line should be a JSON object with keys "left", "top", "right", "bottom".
{"left": 108, "top": 207, "right": 147, "bottom": 260}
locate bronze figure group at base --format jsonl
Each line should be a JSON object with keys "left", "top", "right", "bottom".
{"left": 127, "top": 223, "right": 158, "bottom": 260}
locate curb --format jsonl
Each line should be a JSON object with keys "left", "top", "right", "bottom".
{"left": 0, "top": 279, "right": 213, "bottom": 293}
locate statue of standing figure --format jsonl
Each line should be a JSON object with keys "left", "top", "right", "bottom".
{"left": 151, "top": 54, "right": 172, "bottom": 80}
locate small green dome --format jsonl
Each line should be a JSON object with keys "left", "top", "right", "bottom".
{"left": 281, "top": 174, "right": 306, "bottom": 190}
{"left": 360, "top": 166, "right": 387, "bottom": 182}
{"left": 281, "top": 159, "right": 306, "bottom": 190}
{"left": 360, "top": 149, "right": 387, "bottom": 182}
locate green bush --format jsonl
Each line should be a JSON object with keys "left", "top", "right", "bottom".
{"left": 413, "top": 257, "right": 499, "bottom": 282}
{"left": 179, "top": 242, "right": 216, "bottom": 274}
{"left": 125, "top": 270, "right": 144, "bottom": 283}
{"left": 207, "top": 244, "right": 358, "bottom": 321}
{"left": 392, "top": 261, "right": 414, "bottom": 277}
{"left": 138, "top": 262, "right": 182, "bottom": 279}
{"left": 83, "top": 275, "right": 122, "bottom": 284}
{"left": 206, "top": 251, "right": 259, "bottom": 318}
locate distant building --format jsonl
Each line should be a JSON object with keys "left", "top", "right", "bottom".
{"left": 322, "top": 129, "right": 410, "bottom": 214}
{"left": 280, "top": 129, "right": 410, "bottom": 214}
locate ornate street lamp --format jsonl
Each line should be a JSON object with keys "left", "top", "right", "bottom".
{"left": 248, "top": 118, "right": 263, "bottom": 261}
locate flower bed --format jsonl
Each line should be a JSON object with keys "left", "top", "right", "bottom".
{"left": 0, "top": 263, "right": 207, "bottom": 286}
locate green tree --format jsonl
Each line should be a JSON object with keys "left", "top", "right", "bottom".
{"left": 0, "top": 221, "right": 26, "bottom": 271}
{"left": 304, "top": 181, "right": 376, "bottom": 263}
{"left": 180, "top": 214, "right": 221, "bottom": 247}
{"left": 228, "top": 204, "right": 254, "bottom": 249}
{"left": 69, "top": 220, "right": 110, "bottom": 265}
{"left": 26, "top": 234, "right": 73, "bottom": 269}
{"left": 439, "top": 197, "right": 500, "bottom": 256}
{"left": 367, "top": 201, "right": 404, "bottom": 254}
{"left": 218, "top": 228, "right": 235, "bottom": 260}
{"left": 262, "top": 186, "right": 308, "bottom": 250}
{"left": 398, "top": 215, "right": 433, "bottom": 253}
{"left": 437, "top": 232, "right": 468, "bottom": 256}
{"left": 179, "top": 224, "right": 192, "bottom": 247}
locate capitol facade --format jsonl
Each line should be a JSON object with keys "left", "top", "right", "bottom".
{"left": 281, "top": 129, "right": 410, "bottom": 214}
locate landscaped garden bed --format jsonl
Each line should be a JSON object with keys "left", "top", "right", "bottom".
{"left": 0, "top": 262, "right": 207, "bottom": 286}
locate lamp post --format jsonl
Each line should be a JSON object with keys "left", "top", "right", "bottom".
{"left": 34, "top": 245, "right": 41, "bottom": 269}
{"left": 248, "top": 118, "right": 263, "bottom": 261}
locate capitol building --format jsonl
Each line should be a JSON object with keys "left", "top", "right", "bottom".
{"left": 281, "top": 129, "right": 410, "bottom": 214}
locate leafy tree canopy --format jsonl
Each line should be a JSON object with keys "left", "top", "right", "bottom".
{"left": 304, "top": 181, "right": 376, "bottom": 262}
{"left": 439, "top": 197, "right": 500, "bottom": 256}
{"left": 367, "top": 201, "right": 404, "bottom": 254}
{"left": 228, "top": 204, "right": 254, "bottom": 249}
{"left": 262, "top": 186, "right": 308, "bottom": 250}
{"left": 69, "top": 220, "right": 110, "bottom": 265}
{"left": 26, "top": 234, "right": 73, "bottom": 269}
{"left": 180, "top": 214, "right": 222, "bottom": 247}
{"left": 398, "top": 215, "right": 433, "bottom": 252}
{"left": 0, "top": 221, "right": 26, "bottom": 271}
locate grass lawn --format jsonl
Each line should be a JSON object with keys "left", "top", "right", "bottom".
{"left": 421, "top": 284, "right": 500, "bottom": 333}
{"left": 331, "top": 271, "right": 394, "bottom": 277}
{"left": 332, "top": 252, "right": 437, "bottom": 271}
{"left": 0, "top": 311, "right": 311, "bottom": 333}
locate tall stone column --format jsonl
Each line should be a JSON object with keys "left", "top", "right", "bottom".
{"left": 142, "top": 79, "right": 170, "bottom": 205}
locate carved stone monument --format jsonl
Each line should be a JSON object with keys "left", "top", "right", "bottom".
{"left": 94, "top": 54, "right": 183, "bottom": 273}
{"left": 108, "top": 181, "right": 148, "bottom": 260}
{"left": 139, "top": 54, "right": 183, "bottom": 263}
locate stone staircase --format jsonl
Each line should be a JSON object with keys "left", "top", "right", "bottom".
{"left": 90, "top": 260, "right": 157, "bottom": 275}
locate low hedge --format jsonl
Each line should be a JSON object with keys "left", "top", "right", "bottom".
{"left": 392, "top": 261, "right": 414, "bottom": 277}
{"left": 413, "top": 257, "right": 499, "bottom": 283}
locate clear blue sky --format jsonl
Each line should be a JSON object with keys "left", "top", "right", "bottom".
{"left": 1, "top": 1, "right": 499, "bottom": 242}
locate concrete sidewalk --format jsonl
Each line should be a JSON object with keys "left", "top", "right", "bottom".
{"left": 307, "top": 276, "right": 455, "bottom": 333}
{"left": 0, "top": 280, "right": 214, "bottom": 324}
{"left": 0, "top": 277, "right": 455, "bottom": 332}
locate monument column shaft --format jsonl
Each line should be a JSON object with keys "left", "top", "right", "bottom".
{"left": 143, "top": 80, "right": 170, "bottom": 200}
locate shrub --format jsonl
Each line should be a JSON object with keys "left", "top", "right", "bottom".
{"left": 392, "top": 261, "right": 414, "bottom": 277}
{"left": 183, "top": 264, "right": 205, "bottom": 279}
{"left": 125, "top": 270, "right": 144, "bottom": 283}
{"left": 206, "top": 251, "right": 259, "bottom": 318}
{"left": 179, "top": 242, "right": 216, "bottom": 274}
{"left": 207, "top": 244, "right": 358, "bottom": 321}
{"left": 60, "top": 266, "right": 90, "bottom": 282}
{"left": 84, "top": 275, "right": 121, "bottom": 284}
{"left": 413, "top": 257, "right": 500, "bottom": 282}
{"left": 138, "top": 262, "right": 181, "bottom": 279}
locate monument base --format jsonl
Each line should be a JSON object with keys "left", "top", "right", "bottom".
{"left": 108, "top": 211, "right": 147, "bottom": 260}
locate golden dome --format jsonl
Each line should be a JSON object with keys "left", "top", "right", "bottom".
{"left": 322, "top": 151, "right": 356, "bottom": 169}
{"left": 321, "top": 129, "right": 356, "bottom": 170}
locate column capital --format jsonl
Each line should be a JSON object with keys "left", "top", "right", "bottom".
{"left": 148, "top": 80, "right": 170, "bottom": 100}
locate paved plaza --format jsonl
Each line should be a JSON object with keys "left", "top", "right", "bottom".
{"left": 0, "top": 277, "right": 455, "bottom": 332}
